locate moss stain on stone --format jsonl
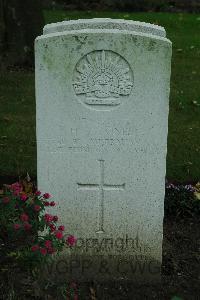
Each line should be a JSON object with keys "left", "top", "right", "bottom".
{"left": 148, "top": 39, "right": 157, "bottom": 51}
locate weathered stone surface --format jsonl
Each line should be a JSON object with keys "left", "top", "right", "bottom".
{"left": 43, "top": 18, "right": 166, "bottom": 37}
{"left": 35, "top": 18, "right": 172, "bottom": 281}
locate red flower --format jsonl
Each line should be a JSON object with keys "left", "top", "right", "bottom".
{"left": 24, "top": 222, "right": 32, "bottom": 231}
{"left": 66, "top": 235, "right": 77, "bottom": 246}
{"left": 34, "top": 205, "right": 41, "bottom": 212}
{"left": 48, "top": 247, "right": 55, "bottom": 254}
{"left": 44, "top": 213, "right": 53, "bottom": 223}
{"left": 44, "top": 201, "right": 49, "bottom": 206}
{"left": 49, "top": 224, "right": 56, "bottom": 232}
{"left": 44, "top": 240, "right": 52, "bottom": 248}
{"left": 55, "top": 231, "right": 63, "bottom": 239}
{"left": 31, "top": 245, "right": 39, "bottom": 252}
{"left": 58, "top": 225, "right": 65, "bottom": 231}
{"left": 20, "top": 194, "right": 28, "bottom": 202}
{"left": 53, "top": 215, "right": 58, "bottom": 222}
{"left": 43, "top": 193, "right": 51, "bottom": 199}
{"left": 20, "top": 213, "right": 29, "bottom": 222}
{"left": 70, "top": 282, "right": 77, "bottom": 289}
{"left": 35, "top": 190, "right": 41, "bottom": 196}
{"left": 2, "top": 197, "right": 10, "bottom": 204}
{"left": 50, "top": 201, "right": 56, "bottom": 206}
{"left": 40, "top": 247, "right": 47, "bottom": 255}
{"left": 14, "top": 190, "right": 20, "bottom": 196}
{"left": 13, "top": 223, "right": 21, "bottom": 230}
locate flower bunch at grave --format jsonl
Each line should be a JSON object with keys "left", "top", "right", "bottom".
{"left": 0, "top": 178, "right": 76, "bottom": 267}
{"left": 165, "top": 181, "right": 200, "bottom": 217}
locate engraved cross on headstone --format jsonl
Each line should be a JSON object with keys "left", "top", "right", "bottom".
{"left": 77, "top": 159, "right": 125, "bottom": 233}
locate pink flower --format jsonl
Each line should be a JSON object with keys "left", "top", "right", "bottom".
{"left": 20, "top": 213, "right": 29, "bottom": 222}
{"left": 53, "top": 215, "right": 58, "bottom": 222}
{"left": 50, "top": 201, "right": 55, "bottom": 206}
{"left": 34, "top": 205, "right": 41, "bottom": 212}
{"left": 49, "top": 224, "right": 56, "bottom": 232}
{"left": 40, "top": 247, "right": 47, "bottom": 255}
{"left": 44, "top": 201, "right": 49, "bottom": 206}
{"left": 13, "top": 223, "right": 21, "bottom": 230}
{"left": 31, "top": 245, "right": 39, "bottom": 252}
{"left": 43, "top": 193, "right": 51, "bottom": 199}
{"left": 10, "top": 182, "right": 23, "bottom": 193}
{"left": 35, "top": 190, "right": 41, "bottom": 196}
{"left": 10, "top": 182, "right": 22, "bottom": 196}
{"left": 58, "top": 225, "right": 65, "bottom": 231}
{"left": 20, "top": 194, "right": 28, "bottom": 202}
{"left": 55, "top": 231, "right": 63, "bottom": 239}
{"left": 44, "top": 240, "right": 52, "bottom": 248}
{"left": 24, "top": 222, "right": 32, "bottom": 231}
{"left": 44, "top": 213, "right": 53, "bottom": 223}
{"left": 2, "top": 197, "right": 10, "bottom": 204}
{"left": 66, "top": 235, "right": 77, "bottom": 247}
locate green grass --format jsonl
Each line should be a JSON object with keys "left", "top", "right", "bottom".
{"left": 0, "top": 11, "right": 200, "bottom": 181}
{"left": 0, "top": 71, "right": 36, "bottom": 177}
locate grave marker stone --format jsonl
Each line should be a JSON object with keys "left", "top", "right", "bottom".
{"left": 35, "top": 18, "right": 172, "bottom": 281}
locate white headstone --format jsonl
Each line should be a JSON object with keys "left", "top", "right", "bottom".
{"left": 35, "top": 18, "right": 172, "bottom": 282}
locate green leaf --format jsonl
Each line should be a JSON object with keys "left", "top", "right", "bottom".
{"left": 7, "top": 251, "right": 18, "bottom": 257}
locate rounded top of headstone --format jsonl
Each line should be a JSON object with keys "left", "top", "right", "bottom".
{"left": 43, "top": 18, "right": 166, "bottom": 38}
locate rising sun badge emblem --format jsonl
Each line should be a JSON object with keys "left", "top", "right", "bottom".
{"left": 73, "top": 50, "right": 133, "bottom": 109}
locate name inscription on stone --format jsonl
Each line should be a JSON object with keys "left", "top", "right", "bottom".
{"left": 68, "top": 123, "right": 134, "bottom": 152}
{"left": 38, "top": 123, "right": 150, "bottom": 153}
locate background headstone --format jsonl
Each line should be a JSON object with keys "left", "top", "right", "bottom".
{"left": 35, "top": 18, "right": 172, "bottom": 281}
